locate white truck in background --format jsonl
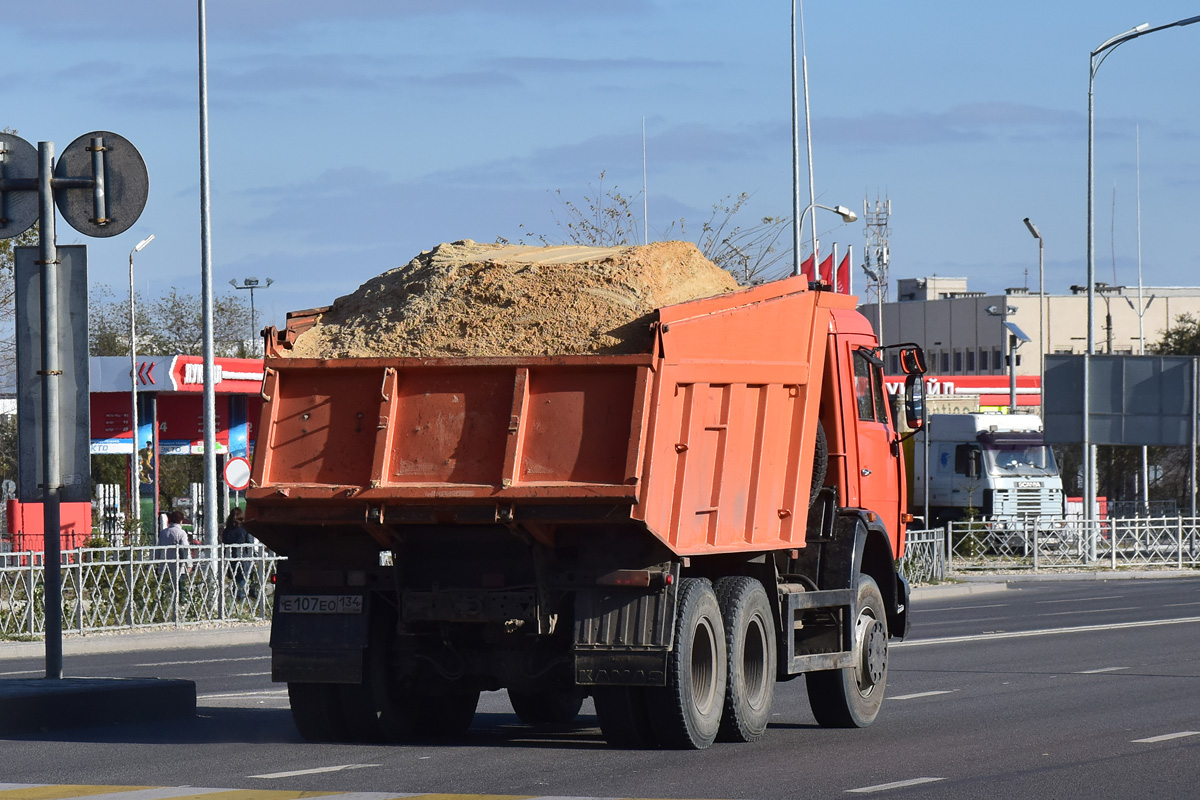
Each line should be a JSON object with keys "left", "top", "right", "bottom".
{"left": 915, "top": 413, "right": 1065, "bottom": 527}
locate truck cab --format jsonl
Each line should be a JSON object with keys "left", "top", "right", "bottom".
{"left": 916, "top": 412, "right": 1064, "bottom": 526}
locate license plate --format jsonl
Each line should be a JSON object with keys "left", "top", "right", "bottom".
{"left": 279, "top": 594, "right": 364, "bottom": 614}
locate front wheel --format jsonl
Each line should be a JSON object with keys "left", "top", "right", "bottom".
{"left": 805, "top": 574, "right": 888, "bottom": 728}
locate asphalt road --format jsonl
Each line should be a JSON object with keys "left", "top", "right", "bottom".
{"left": 1, "top": 576, "right": 1198, "bottom": 799}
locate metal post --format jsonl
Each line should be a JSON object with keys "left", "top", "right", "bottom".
{"left": 199, "top": 0, "right": 220, "bottom": 553}
{"left": 789, "top": 0, "right": 801, "bottom": 275}
{"left": 1192, "top": 357, "right": 1198, "bottom": 519}
{"left": 37, "top": 142, "right": 63, "bottom": 679}
{"left": 1008, "top": 333, "right": 1017, "bottom": 413}
{"left": 129, "top": 254, "right": 140, "bottom": 543}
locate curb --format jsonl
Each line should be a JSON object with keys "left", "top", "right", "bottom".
{"left": 0, "top": 623, "right": 271, "bottom": 662}
{"left": 0, "top": 677, "right": 196, "bottom": 736}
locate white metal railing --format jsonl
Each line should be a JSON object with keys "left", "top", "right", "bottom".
{"left": 900, "top": 528, "right": 948, "bottom": 584}
{"left": 0, "top": 544, "right": 282, "bottom": 638}
{"left": 946, "top": 516, "right": 1200, "bottom": 571}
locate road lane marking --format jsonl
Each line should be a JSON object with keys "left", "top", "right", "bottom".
{"left": 1164, "top": 601, "right": 1200, "bottom": 608}
{"left": 250, "top": 766, "right": 380, "bottom": 780}
{"left": 1036, "top": 595, "right": 1125, "bottom": 604}
{"left": 1132, "top": 731, "right": 1200, "bottom": 743}
{"left": 0, "top": 669, "right": 42, "bottom": 677}
{"left": 134, "top": 656, "right": 270, "bottom": 668}
{"left": 889, "top": 690, "right": 958, "bottom": 700}
{"left": 912, "top": 603, "right": 1008, "bottom": 613}
{"left": 199, "top": 689, "right": 289, "bottom": 700}
{"left": 846, "top": 778, "right": 946, "bottom": 793}
{"left": 1038, "top": 606, "right": 1140, "bottom": 617}
{"left": 1075, "top": 667, "right": 1128, "bottom": 674}
{"left": 232, "top": 672, "right": 271, "bottom": 677}
{"left": 897, "top": 615, "right": 1200, "bottom": 647}
{"left": 0, "top": 789, "right": 708, "bottom": 800}
{"left": 0, "top": 788, "right": 150, "bottom": 800}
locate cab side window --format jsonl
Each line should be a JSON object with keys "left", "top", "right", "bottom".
{"left": 853, "top": 350, "right": 876, "bottom": 421}
{"left": 853, "top": 348, "right": 889, "bottom": 425}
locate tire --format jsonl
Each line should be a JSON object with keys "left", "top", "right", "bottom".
{"left": 714, "top": 577, "right": 777, "bottom": 743}
{"left": 365, "top": 610, "right": 479, "bottom": 741}
{"left": 593, "top": 686, "right": 658, "bottom": 749}
{"left": 287, "top": 682, "right": 351, "bottom": 742}
{"left": 646, "top": 577, "right": 728, "bottom": 749}
{"left": 508, "top": 687, "right": 586, "bottom": 725}
{"left": 810, "top": 422, "right": 829, "bottom": 506}
{"left": 805, "top": 574, "right": 889, "bottom": 728}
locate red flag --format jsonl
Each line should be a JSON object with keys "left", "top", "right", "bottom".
{"left": 800, "top": 254, "right": 816, "bottom": 281}
{"left": 836, "top": 252, "right": 851, "bottom": 294}
{"left": 818, "top": 254, "right": 834, "bottom": 285}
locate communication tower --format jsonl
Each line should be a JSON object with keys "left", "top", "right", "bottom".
{"left": 862, "top": 196, "right": 891, "bottom": 308}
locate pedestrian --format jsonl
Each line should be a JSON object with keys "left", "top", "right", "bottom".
{"left": 222, "top": 508, "right": 255, "bottom": 600}
{"left": 157, "top": 511, "right": 189, "bottom": 584}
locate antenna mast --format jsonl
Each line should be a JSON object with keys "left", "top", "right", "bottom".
{"left": 862, "top": 195, "right": 891, "bottom": 306}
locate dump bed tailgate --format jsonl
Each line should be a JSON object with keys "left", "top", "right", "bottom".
{"left": 251, "top": 355, "right": 652, "bottom": 507}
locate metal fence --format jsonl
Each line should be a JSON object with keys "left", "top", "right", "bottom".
{"left": 900, "top": 528, "right": 948, "bottom": 584}
{"left": 946, "top": 516, "right": 1200, "bottom": 571}
{"left": 0, "top": 544, "right": 281, "bottom": 638}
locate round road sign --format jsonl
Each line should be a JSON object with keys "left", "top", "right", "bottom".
{"left": 54, "top": 130, "right": 149, "bottom": 238}
{"left": 0, "top": 132, "right": 39, "bottom": 239}
{"left": 224, "top": 456, "right": 252, "bottom": 491}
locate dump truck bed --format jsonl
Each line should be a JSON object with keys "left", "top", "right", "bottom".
{"left": 248, "top": 276, "right": 857, "bottom": 556}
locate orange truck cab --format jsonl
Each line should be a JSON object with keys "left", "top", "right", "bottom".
{"left": 247, "top": 274, "right": 926, "bottom": 749}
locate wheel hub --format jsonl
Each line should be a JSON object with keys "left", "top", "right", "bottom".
{"left": 861, "top": 619, "right": 887, "bottom": 687}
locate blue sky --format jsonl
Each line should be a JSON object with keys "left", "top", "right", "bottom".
{"left": 3, "top": 1, "right": 1199, "bottom": 332}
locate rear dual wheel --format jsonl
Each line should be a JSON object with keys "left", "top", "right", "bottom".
{"left": 714, "top": 576, "right": 777, "bottom": 743}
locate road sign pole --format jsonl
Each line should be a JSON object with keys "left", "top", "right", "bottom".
{"left": 38, "top": 141, "right": 63, "bottom": 680}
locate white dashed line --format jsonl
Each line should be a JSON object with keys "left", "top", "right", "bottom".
{"left": 135, "top": 656, "right": 270, "bottom": 667}
{"left": 1075, "top": 666, "right": 1129, "bottom": 674}
{"left": 847, "top": 777, "right": 946, "bottom": 793}
{"left": 897, "top": 615, "right": 1200, "bottom": 647}
{"left": 250, "top": 764, "right": 381, "bottom": 779}
{"left": 199, "top": 689, "right": 289, "bottom": 700}
{"left": 1131, "top": 731, "right": 1200, "bottom": 744}
{"left": 889, "top": 690, "right": 958, "bottom": 700}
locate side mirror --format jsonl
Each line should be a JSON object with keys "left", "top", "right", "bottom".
{"left": 900, "top": 346, "right": 928, "bottom": 375}
{"left": 904, "top": 373, "right": 925, "bottom": 430}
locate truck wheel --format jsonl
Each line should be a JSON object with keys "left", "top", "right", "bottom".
{"left": 287, "top": 682, "right": 351, "bottom": 742}
{"left": 646, "top": 577, "right": 727, "bottom": 749}
{"left": 805, "top": 574, "right": 888, "bottom": 728}
{"left": 508, "top": 687, "right": 586, "bottom": 725}
{"left": 593, "top": 686, "right": 658, "bottom": 748}
{"left": 810, "top": 422, "right": 828, "bottom": 506}
{"left": 714, "top": 576, "right": 776, "bottom": 743}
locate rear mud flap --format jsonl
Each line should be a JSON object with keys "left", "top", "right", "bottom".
{"left": 270, "top": 598, "right": 370, "bottom": 684}
{"left": 572, "top": 580, "right": 677, "bottom": 687}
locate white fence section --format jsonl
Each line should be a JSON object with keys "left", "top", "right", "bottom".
{"left": 946, "top": 516, "right": 1200, "bottom": 571}
{"left": 0, "top": 544, "right": 281, "bottom": 638}
{"left": 899, "top": 528, "right": 948, "bottom": 584}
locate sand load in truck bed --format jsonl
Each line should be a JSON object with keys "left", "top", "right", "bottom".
{"left": 283, "top": 240, "right": 739, "bottom": 358}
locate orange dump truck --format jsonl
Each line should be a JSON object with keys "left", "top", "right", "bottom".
{"left": 247, "top": 274, "right": 927, "bottom": 749}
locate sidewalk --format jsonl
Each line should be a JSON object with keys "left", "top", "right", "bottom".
{"left": 910, "top": 568, "right": 1199, "bottom": 599}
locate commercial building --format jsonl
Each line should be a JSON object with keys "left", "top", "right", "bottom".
{"left": 874, "top": 276, "right": 1200, "bottom": 381}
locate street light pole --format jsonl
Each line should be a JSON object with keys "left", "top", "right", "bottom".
{"left": 1087, "top": 14, "right": 1200, "bottom": 522}
{"left": 128, "top": 234, "right": 154, "bottom": 542}
{"left": 1023, "top": 218, "right": 1044, "bottom": 408}
{"left": 230, "top": 277, "right": 275, "bottom": 356}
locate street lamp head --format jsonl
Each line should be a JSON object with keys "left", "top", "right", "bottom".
{"left": 986, "top": 305, "right": 999, "bottom": 316}
{"left": 132, "top": 234, "right": 155, "bottom": 254}
{"left": 833, "top": 205, "right": 858, "bottom": 223}
{"left": 1023, "top": 217, "right": 1041, "bottom": 240}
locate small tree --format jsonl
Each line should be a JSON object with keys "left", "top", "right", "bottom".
{"left": 519, "top": 173, "right": 790, "bottom": 285}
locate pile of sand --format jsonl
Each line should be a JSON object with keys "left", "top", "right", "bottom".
{"left": 283, "top": 240, "right": 739, "bottom": 358}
